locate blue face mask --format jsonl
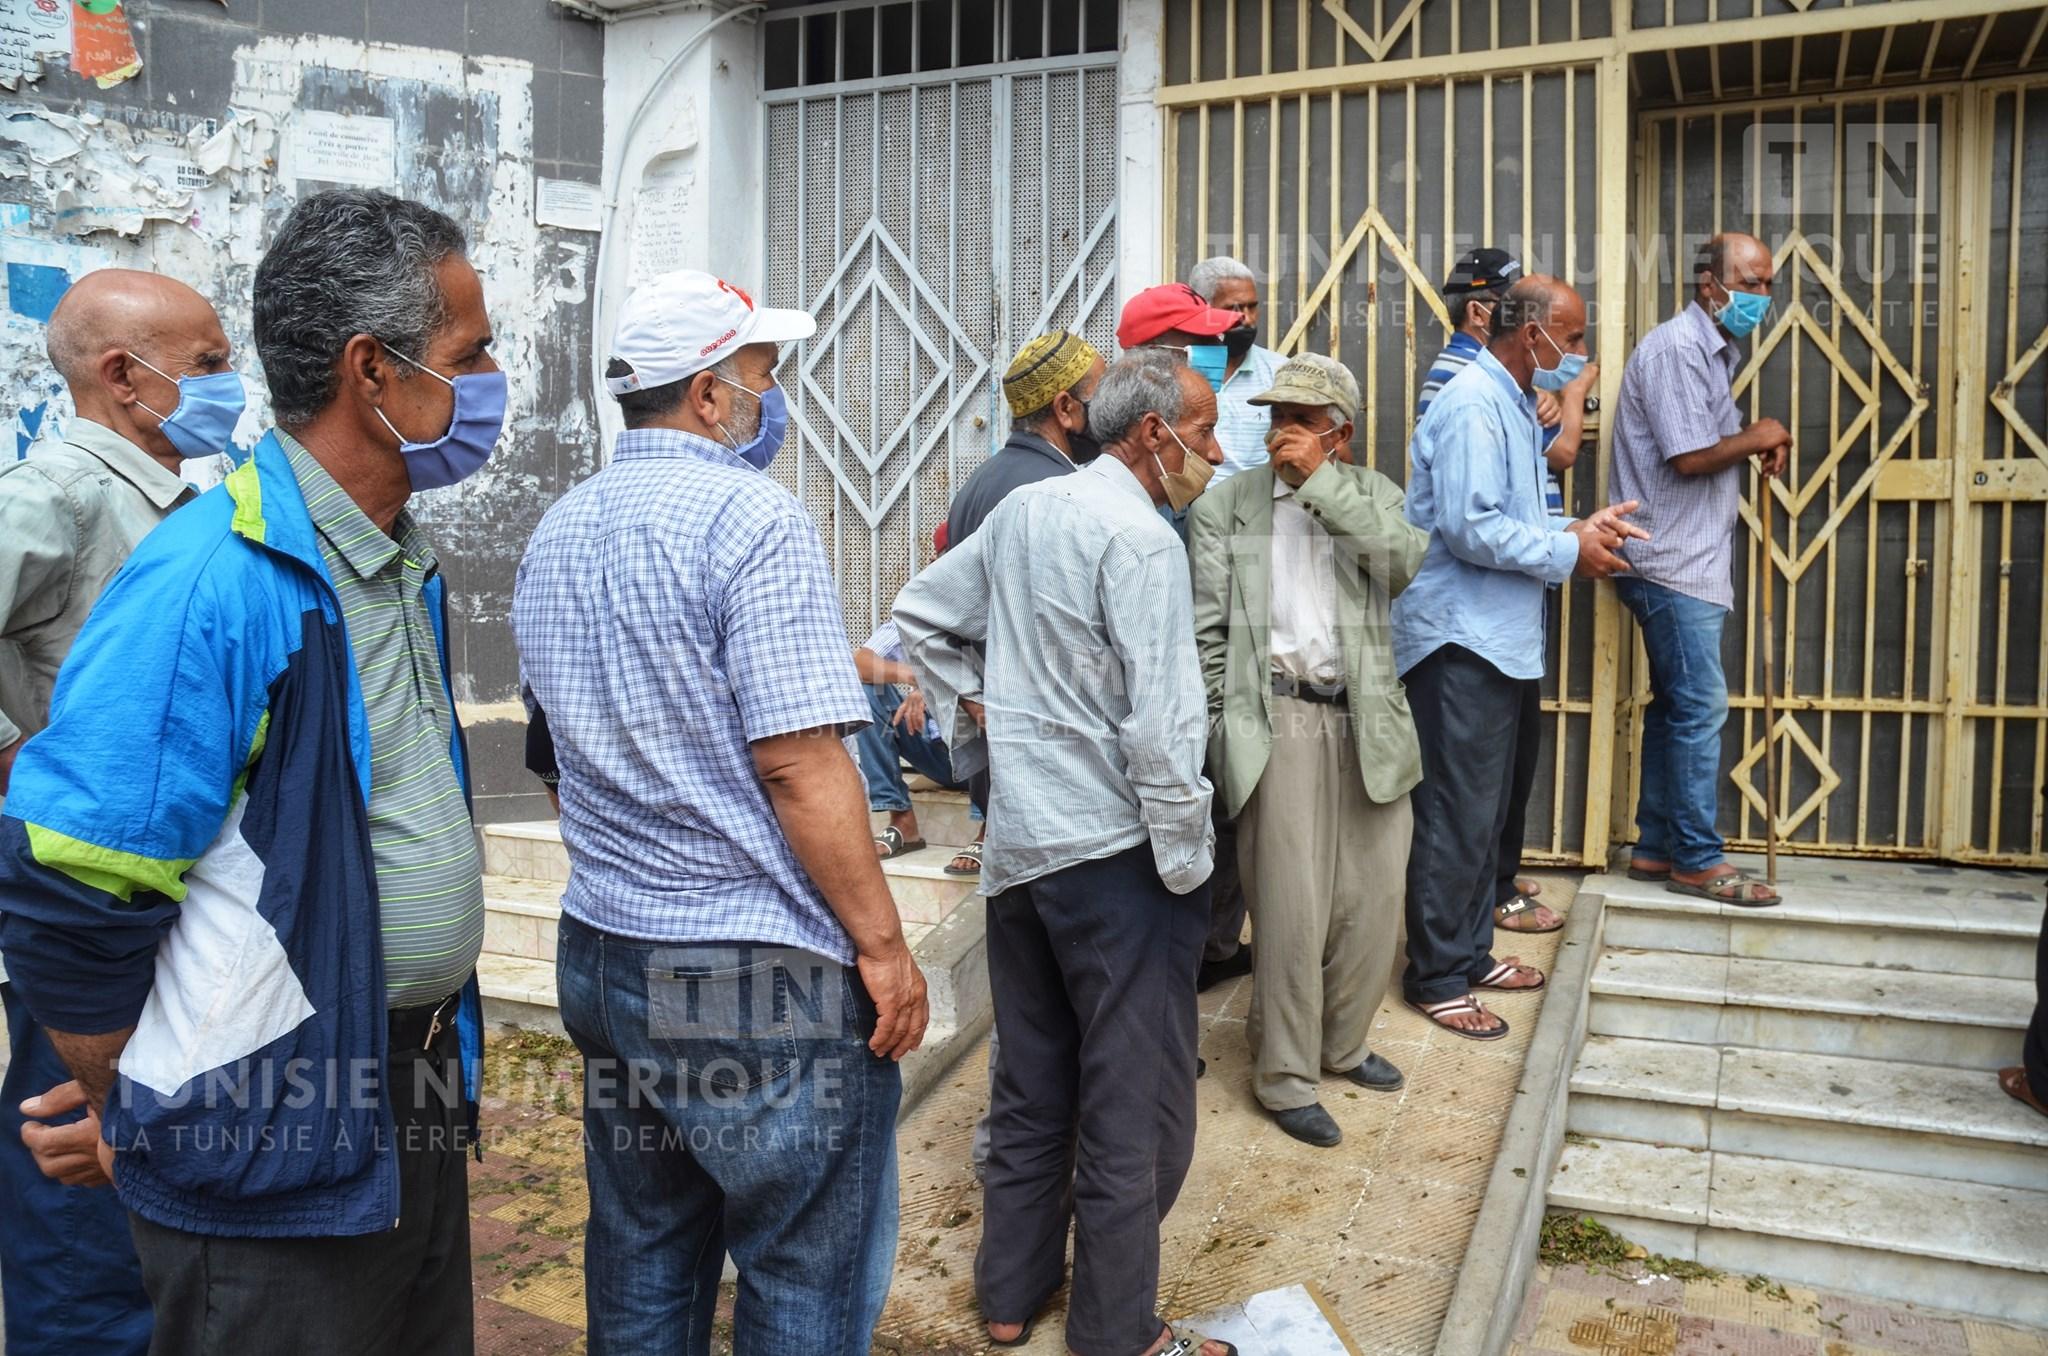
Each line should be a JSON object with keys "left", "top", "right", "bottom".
{"left": 715, "top": 375, "right": 790, "bottom": 471}
{"left": 1530, "top": 325, "right": 1590, "bottom": 393}
{"left": 373, "top": 345, "right": 508, "bottom": 492}
{"left": 1184, "top": 343, "right": 1229, "bottom": 392}
{"left": 128, "top": 353, "right": 246, "bottom": 459}
{"left": 1710, "top": 277, "right": 1772, "bottom": 339}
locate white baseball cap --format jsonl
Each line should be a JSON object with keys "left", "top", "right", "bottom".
{"left": 604, "top": 269, "right": 817, "bottom": 395}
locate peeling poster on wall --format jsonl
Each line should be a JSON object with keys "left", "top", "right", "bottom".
{"left": 0, "top": 0, "right": 69, "bottom": 89}
{"left": 69, "top": 0, "right": 138, "bottom": 88}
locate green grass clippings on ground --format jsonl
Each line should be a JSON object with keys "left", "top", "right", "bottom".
{"left": 1539, "top": 1213, "right": 1722, "bottom": 1283}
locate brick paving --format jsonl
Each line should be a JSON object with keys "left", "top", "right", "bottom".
{"left": 1509, "top": 1263, "right": 2048, "bottom": 1356}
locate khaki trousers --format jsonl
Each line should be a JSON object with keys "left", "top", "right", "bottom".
{"left": 1238, "top": 692, "right": 1412, "bottom": 1112}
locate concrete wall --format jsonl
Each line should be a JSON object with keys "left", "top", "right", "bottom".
{"left": 0, "top": 0, "right": 608, "bottom": 823}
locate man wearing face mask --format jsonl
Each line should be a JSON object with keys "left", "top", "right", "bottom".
{"left": 514, "top": 268, "right": 927, "bottom": 1353}
{"left": 0, "top": 268, "right": 236, "bottom": 1356}
{"left": 895, "top": 349, "right": 1234, "bottom": 1356}
{"left": 1610, "top": 232, "right": 1790, "bottom": 907}
{"left": 0, "top": 190, "right": 498, "bottom": 1350}
{"left": 1189, "top": 353, "right": 1428, "bottom": 1148}
{"left": 1393, "top": 276, "right": 1648, "bottom": 1042}
{"left": 1187, "top": 256, "right": 1286, "bottom": 486}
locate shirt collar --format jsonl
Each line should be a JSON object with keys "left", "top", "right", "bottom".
{"left": 1683, "top": 299, "right": 1735, "bottom": 357}
{"left": 61, "top": 417, "right": 193, "bottom": 510}
{"left": 1085, "top": 450, "right": 1161, "bottom": 508}
{"left": 611, "top": 425, "right": 752, "bottom": 470}
{"left": 1219, "top": 343, "right": 1284, "bottom": 392}
{"left": 1445, "top": 330, "right": 1485, "bottom": 359}
{"left": 276, "top": 430, "right": 429, "bottom": 581}
{"left": 1474, "top": 345, "right": 1538, "bottom": 412}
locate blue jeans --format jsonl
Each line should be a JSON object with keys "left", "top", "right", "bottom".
{"left": 1616, "top": 578, "right": 1730, "bottom": 873}
{"left": 856, "top": 684, "right": 965, "bottom": 813}
{"left": 0, "top": 983, "right": 152, "bottom": 1356}
{"left": 556, "top": 914, "right": 901, "bottom": 1355}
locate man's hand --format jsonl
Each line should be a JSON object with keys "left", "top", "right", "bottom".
{"left": 891, "top": 687, "right": 928, "bottom": 733}
{"left": 1745, "top": 417, "right": 1792, "bottom": 478}
{"left": 1267, "top": 427, "right": 1329, "bottom": 489}
{"left": 960, "top": 697, "right": 987, "bottom": 729}
{"left": 1567, "top": 500, "right": 1650, "bottom": 580}
{"left": 1563, "top": 360, "right": 1601, "bottom": 402}
{"left": 855, "top": 937, "right": 929, "bottom": 1062}
{"left": 19, "top": 1081, "right": 112, "bottom": 1187}
{"left": 1534, "top": 390, "right": 1562, "bottom": 427}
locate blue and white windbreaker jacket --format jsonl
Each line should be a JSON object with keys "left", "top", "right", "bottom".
{"left": 0, "top": 431, "right": 484, "bottom": 1238}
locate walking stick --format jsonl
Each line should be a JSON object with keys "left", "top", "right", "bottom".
{"left": 1758, "top": 474, "right": 1779, "bottom": 887}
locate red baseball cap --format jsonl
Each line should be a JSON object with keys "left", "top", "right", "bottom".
{"left": 1116, "top": 283, "right": 1241, "bottom": 349}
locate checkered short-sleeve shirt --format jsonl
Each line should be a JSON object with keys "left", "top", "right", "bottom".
{"left": 512, "top": 428, "right": 871, "bottom": 962}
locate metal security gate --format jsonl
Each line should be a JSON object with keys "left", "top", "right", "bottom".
{"left": 760, "top": 0, "right": 1121, "bottom": 640}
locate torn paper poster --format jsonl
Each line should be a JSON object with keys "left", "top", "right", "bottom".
{"left": 0, "top": 106, "right": 232, "bottom": 237}
{"left": 69, "top": 0, "right": 138, "bottom": 88}
{"left": 1, "top": 223, "right": 110, "bottom": 326}
{"left": 285, "top": 108, "right": 397, "bottom": 188}
{"left": 0, "top": 0, "right": 69, "bottom": 90}
{"left": 535, "top": 176, "right": 600, "bottom": 232}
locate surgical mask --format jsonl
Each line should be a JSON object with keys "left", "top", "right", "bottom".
{"left": 714, "top": 375, "right": 789, "bottom": 471}
{"left": 372, "top": 344, "right": 508, "bottom": 492}
{"left": 128, "top": 352, "right": 246, "bottom": 459}
{"left": 1530, "top": 325, "right": 1589, "bottom": 393}
{"left": 1152, "top": 420, "right": 1215, "bottom": 512}
{"left": 1223, "top": 325, "right": 1257, "bottom": 362}
{"left": 1709, "top": 276, "right": 1772, "bottom": 339}
{"left": 1158, "top": 342, "right": 1230, "bottom": 392}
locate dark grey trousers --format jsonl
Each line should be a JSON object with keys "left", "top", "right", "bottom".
{"left": 975, "top": 843, "right": 1207, "bottom": 1356}
{"left": 1402, "top": 644, "right": 1541, "bottom": 1006}
{"left": 128, "top": 1028, "right": 473, "bottom": 1356}
{"left": 1204, "top": 802, "right": 1247, "bottom": 964}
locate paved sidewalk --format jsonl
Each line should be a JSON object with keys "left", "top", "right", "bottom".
{"left": 1511, "top": 1262, "right": 2048, "bottom": 1356}
{"left": 876, "top": 872, "right": 1581, "bottom": 1354}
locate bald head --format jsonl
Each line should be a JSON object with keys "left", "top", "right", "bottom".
{"left": 44, "top": 268, "right": 232, "bottom": 467}
{"left": 1695, "top": 231, "right": 1774, "bottom": 308}
{"left": 1486, "top": 273, "right": 1588, "bottom": 393}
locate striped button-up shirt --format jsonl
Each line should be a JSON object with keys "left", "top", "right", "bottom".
{"left": 512, "top": 427, "right": 871, "bottom": 963}
{"left": 1609, "top": 300, "right": 1746, "bottom": 610}
{"left": 894, "top": 454, "right": 1214, "bottom": 896}
{"left": 281, "top": 434, "right": 484, "bottom": 1009}
{"left": 1211, "top": 343, "right": 1287, "bottom": 484}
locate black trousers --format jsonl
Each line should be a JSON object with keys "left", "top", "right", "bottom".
{"left": 976, "top": 843, "right": 1207, "bottom": 1356}
{"left": 1204, "top": 796, "right": 1247, "bottom": 964}
{"left": 1493, "top": 675, "right": 1543, "bottom": 906}
{"left": 129, "top": 1024, "right": 473, "bottom": 1356}
{"left": 2028, "top": 895, "right": 2048, "bottom": 1089}
{"left": 1403, "top": 644, "right": 1541, "bottom": 1006}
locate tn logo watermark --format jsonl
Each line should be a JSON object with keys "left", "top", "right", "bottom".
{"left": 1741, "top": 122, "right": 1935, "bottom": 216}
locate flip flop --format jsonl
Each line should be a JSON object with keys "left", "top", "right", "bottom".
{"left": 1406, "top": 994, "right": 1510, "bottom": 1041}
{"left": 1666, "top": 869, "right": 1781, "bottom": 908}
{"left": 944, "top": 841, "right": 983, "bottom": 877}
{"left": 1494, "top": 895, "right": 1564, "bottom": 934}
{"left": 873, "top": 826, "right": 926, "bottom": 859}
{"left": 1475, "top": 960, "right": 1546, "bottom": 992}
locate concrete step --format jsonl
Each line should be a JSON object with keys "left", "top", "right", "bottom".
{"left": 1585, "top": 949, "right": 2032, "bottom": 1070}
{"left": 1597, "top": 874, "right": 2040, "bottom": 980}
{"left": 1566, "top": 1035, "right": 2048, "bottom": 1190}
{"left": 1547, "top": 1139, "right": 2048, "bottom": 1327}
{"left": 482, "top": 876, "right": 563, "bottom": 961}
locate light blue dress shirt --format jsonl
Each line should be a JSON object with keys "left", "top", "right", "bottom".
{"left": 1391, "top": 346, "right": 1578, "bottom": 681}
{"left": 1211, "top": 343, "right": 1287, "bottom": 484}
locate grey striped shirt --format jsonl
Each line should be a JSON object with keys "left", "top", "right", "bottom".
{"left": 282, "top": 434, "right": 485, "bottom": 1009}
{"left": 1609, "top": 301, "right": 1747, "bottom": 610}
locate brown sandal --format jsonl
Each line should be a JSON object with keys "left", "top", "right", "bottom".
{"left": 1476, "top": 959, "right": 1546, "bottom": 992}
{"left": 1495, "top": 895, "right": 1564, "bottom": 933}
{"left": 1999, "top": 1067, "right": 2048, "bottom": 1121}
{"left": 1407, "top": 994, "right": 1510, "bottom": 1041}
{"left": 1666, "top": 869, "right": 1780, "bottom": 907}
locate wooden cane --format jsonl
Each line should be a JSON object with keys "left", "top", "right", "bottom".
{"left": 1759, "top": 474, "right": 1780, "bottom": 886}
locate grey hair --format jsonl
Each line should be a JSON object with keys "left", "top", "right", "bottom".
{"left": 253, "top": 189, "right": 468, "bottom": 429}
{"left": 1188, "top": 255, "right": 1256, "bottom": 301}
{"left": 611, "top": 353, "right": 743, "bottom": 429}
{"left": 1087, "top": 349, "right": 1187, "bottom": 447}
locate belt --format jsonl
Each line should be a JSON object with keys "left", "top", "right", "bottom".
{"left": 388, "top": 991, "right": 460, "bottom": 1054}
{"left": 1271, "top": 672, "right": 1348, "bottom": 705}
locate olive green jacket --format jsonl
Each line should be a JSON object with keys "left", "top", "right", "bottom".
{"left": 1189, "top": 460, "right": 1429, "bottom": 819}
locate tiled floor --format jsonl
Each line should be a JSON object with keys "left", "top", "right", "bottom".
{"left": 1509, "top": 1261, "right": 2048, "bottom": 1356}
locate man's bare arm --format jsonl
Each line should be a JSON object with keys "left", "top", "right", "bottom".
{"left": 752, "top": 728, "right": 928, "bottom": 1061}
{"left": 45, "top": 1028, "right": 132, "bottom": 1118}
{"left": 1671, "top": 418, "right": 1789, "bottom": 477}
{"left": 851, "top": 647, "right": 916, "bottom": 687}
